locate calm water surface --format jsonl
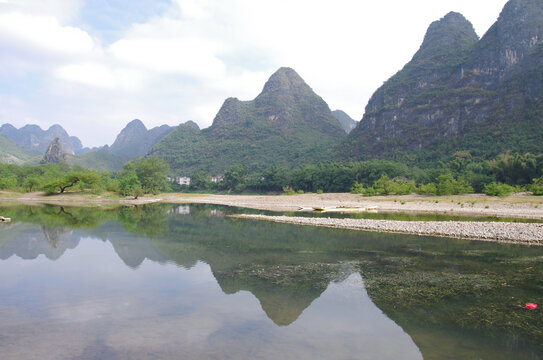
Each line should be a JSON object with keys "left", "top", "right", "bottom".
{"left": 0, "top": 204, "right": 542, "bottom": 359}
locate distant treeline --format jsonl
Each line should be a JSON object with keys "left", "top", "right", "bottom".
{"left": 1, "top": 152, "right": 543, "bottom": 197}
{"left": 182, "top": 152, "right": 543, "bottom": 196}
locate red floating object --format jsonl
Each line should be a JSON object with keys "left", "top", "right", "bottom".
{"left": 525, "top": 303, "right": 538, "bottom": 310}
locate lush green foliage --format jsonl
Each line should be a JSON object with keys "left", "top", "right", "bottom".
{"left": 120, "top": 157, "right": 170, "bottom": 195}
{"left": 0, "top": 162, "right": 109, "bottom": 194}
{"left": 1, "top": 151, "right": 543, "bottom": 198}
{"left": 180, "top": 152, "right": 543, "bottom": 196}
{"left": 118, "top": 171, "right": 141, "bottom": 196}
{"left": 489, "top": 153, "right": 543, "bottom": 185}
{"left": 43, "top": 171, "right": 101, "bottom": 194}
{"left": 482, "top": 182, "right": 516, "bottom": 197}
{"left": 0, "top": 157, "right": 169, "bottom": 197}
{"left": 148, "top": 69, "right": 345, "bottom": 175}
{"left": 351, "top": 176, "right": 416, "bottom": 196}
{"left": 435, "top": 174, "right": 473, "bottom": 195}
{"left": 71, "top": 149, "right": 127, "bottom": 172}
{"left": 531, "top": 177, "right": 543, "bottom": 196}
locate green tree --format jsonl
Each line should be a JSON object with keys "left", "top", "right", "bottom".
{"left": 118, "top": 171, "right": 141, "bottom": 196}
{"left": 190, "top": 171, "right": 210, "bottom": 190}
{"left": 260, "top": 166, "right": 289, "bottom": 191}
{"left": 123, "top": 157, "right": 170, "bottom": 194}
{"left": 436, "top": 174, "right": 473, "bottom": 195}
{"left": 23, "top": 175, "right": 42, "bottom": 192}
{"left": 531, "top": 177, "right": 543, "bottom": 196}
{"left": 223, "top": 165, "right": 248, "bottom": 192}
{"left": 0, "top": 171, "right": 17, "bottom": 189}
{"left": 482, "top": 182, "right": 515, "bottom": 197}
{"left": 43, "top": 171, "right": 100, "bottom": 194}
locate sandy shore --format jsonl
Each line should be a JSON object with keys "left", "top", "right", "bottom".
{"left": 232, "top": 214, "right": 543, "bottom": 245}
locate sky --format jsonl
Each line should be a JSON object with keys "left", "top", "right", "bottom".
{"left": 0, "top": 0, "right": 509, "bottom": 147}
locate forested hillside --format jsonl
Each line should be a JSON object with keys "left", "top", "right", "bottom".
{"left": 149, "top": 67, "right": 346, "bottom": 175}
{"left": 342, "top": 0, "right": 543, "bottom": 166}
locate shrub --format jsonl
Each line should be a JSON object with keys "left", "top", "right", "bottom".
{"left": 282, "top": 186, "right": 296, "bottom": 195}
{"left": 0, "top": 173, "right": 17, "bottom": 190}
{"left": 391, "top": 179, "right": 417, "bottom": 195}
{"left": 417, "top": 183, "right": 437, "bottom": 195}
{"left": 483, "top": 182, "right": 515, "bottom": 197}
{"left": 436, "top": 174, "right": 473, "bottom": 195}
{"left": 531, "top": 177, "right": 543, "bottom": 196}
{"left": 351, "top": 182, "right": 366, "bottom": 194}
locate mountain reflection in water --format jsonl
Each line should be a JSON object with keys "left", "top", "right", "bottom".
{"left": 0, "top": 204, "right": 542, "bottom": 360}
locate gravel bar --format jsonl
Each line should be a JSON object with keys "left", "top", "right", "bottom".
{"left": 231, "top": 214, "right": 543, "bottom": 245}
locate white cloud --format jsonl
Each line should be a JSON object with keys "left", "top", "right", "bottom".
{"left": 55, "top": 63, "right": 143, "bottom": 90}
{"left": 0, "top": 0, "right": 82, "bottom": 22}
{"left": 0, "top": 0, "right": 511, "bottom": 147}
{"left": 174, "top": 0, "right": 210, "bottom": 19}
{"left": 109, "top": 37, "right": 225, "bottom": 77}
{"left": 0, "top": 12, "right": 94, "bottom": 55}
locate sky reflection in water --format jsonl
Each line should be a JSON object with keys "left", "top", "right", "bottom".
{"left": 0, "top": 234, "right": 420, "bottom": 360}
{"left": 0, "top": 204, "right": 542, "bottom": 359}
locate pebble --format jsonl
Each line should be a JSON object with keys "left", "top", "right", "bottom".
{"left": 232, "top": 215, "right": 543, "bottom": 245}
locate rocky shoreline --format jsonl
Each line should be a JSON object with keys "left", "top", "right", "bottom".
{"left": 162, "top": 193, "right": 543, "bottom": 220}
{"left": 231, "top": 214, "right": 543, "bottom": 245}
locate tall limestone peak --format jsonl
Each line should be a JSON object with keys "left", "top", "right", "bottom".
{"left": 124, "top": 118, "right": 147, "bottom": 131}
{"left": 255, "top": 67, "right": 343, "bottom": 133}
{"left": 461, "top": 0, "right": 543, "bottom": 86}
{"left": 111, "top": 119, "right": 147, "bottom": 146}
{"left": 210, "top": 67, "right": 344, "bottom": 136}
{"left": 0, "top": 123, "right": 82, "bottom": 155}
{"left": 41, "top": 137, "right": 69, "bottom": 164}
{"left": 258, "top": 67, "right": 310, "bottom": 97}
{"left": 414, "top": 12, "right": 478, "bottom": 63}
{"left": 346, "top": 11, "right": 479, "bottom": 158}
{"left": 0, "top": 123, "right": 17, "bottom": 137}
{"left": 109, "top": 119, "right": 174, "bottom": 158}
{"left": 332, "top": 110, "right": 358, "bottom": 134}
{"left": 151, "top": 67, "right": 346, "bottom": 175}
{"left": 359, "top": 11, "right": 478, "bottom": 120}
{"left": 185, "top": 120, "right": 200, "bottom": 130}
{"left": 342, "top": 0, "right": 543, "bottom": 163}
{"left": 254, "top": 67, "right": 326, "bottom": 115}
{"left": 210, "top": 97, "right": 248, "bottom": 128}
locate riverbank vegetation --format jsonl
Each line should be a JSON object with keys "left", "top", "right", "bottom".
{"left": 181, "top": 152, "right": 543, "bottom": 196}
{"left": 1, "top": 152, "right": 543, "bottom": 197}
{"left": 0, "top": 157, "right": 171, "bottom": 197}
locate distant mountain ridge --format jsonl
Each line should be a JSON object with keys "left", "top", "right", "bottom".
{"left": 332, "top": 110, "right": 358, "bottom": 133}
{"left": 342, "top": 0, "right": 543, "bottom": 163}
{"left": 149, "top": 67, "right": 346, "bottom": 175}
{"left": 109, "top": 119, "right": 174, "bottom": 158}
{"left": 71, "top": 119, "right": 178, "bottom": 171}
{"left": 0, "top": 134, "right": 34, "bottom": 164}
{"left": 0, "top": 123, "right": 83, "bottom": 155}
